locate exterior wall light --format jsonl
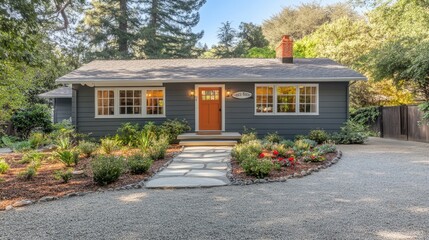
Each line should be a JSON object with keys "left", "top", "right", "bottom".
{"left": 226, "top": 90, "right": 231, "bottom": 97}
{"left": 189, "top": 90, "right": 195, "bottom": 97}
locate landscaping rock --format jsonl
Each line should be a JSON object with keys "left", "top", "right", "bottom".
{"left": 0, "top": 148, "right": 12, "bottom": 154}
{"left": 38, "top": 196, "right": 58, "bottom": 202}
{"left": 5, "top": 205, "right": 13, "bottom": 211}
{"left": 12, "top": 200, "right": 33, "bottom": 208}
{"left": 72, "top": 170, "right": 85, "bottom": 177}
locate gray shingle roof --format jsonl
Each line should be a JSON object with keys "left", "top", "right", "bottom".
{"left": 56, "top": 58, "right": 366, "bottom": 84}
{"left": 38, "top": 87, "right": 72, "bottom": 98}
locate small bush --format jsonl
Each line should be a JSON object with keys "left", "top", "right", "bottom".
{"left": 127, "top": 154, "right": 153, "bottom": 174}
{"left": 160, "top": 119, "right": 191, "bottom": 143}
{"left": 308, "top": 129, "right": 329, "bottom": 144}
{"left": 232, "top": 140, "right": 263, "bottom": 163}
{"left": 18, "top": 166, "right": 37, "bottom": 180}
{"left": 301, "top": 151, "right": 326, "bottom": 162}
{"left": 147, "top": 135, "right": 170, "bottom": 160}
{"left": 350, "top": 106, "right": 380, "bottom": 125}
{"left": 29, "top": 132, "right": 46, "bottom": 149}
{"left": 293, "top": 139, "right": 312, "bottom": 151}
{"left": 12, "top": 141, "right": 32, "bottom": 153}
{"left": 294, "top": 134, "right": 307, "bottom": 141}
{"left": 116, "top": 122, "right": 140, "bottom": 147}
{"left": 56, "top": 149, "right": 80, "bottom": 167}
{"left": 56, "top": 136, "right": 72, "bottom": 150}
{"left": 0, "top": 158, "right": 9, "bottom": 174}
{"left": 54, "top": 168, "right": 73, "bottom": 183}
{"left": 49, "top": 120, "right": 75, "bottom": 140}
{"left": 91, "top": 155, "right": 125, "bottom": 185}
{"left": 78, "top": 141, "right": 98, "bottom": 158}
{"left": 241, "top": 132, "right": 258, "bottom": 144}
{"left": 100, "top": 138, "right": 120, "bottom": 154}
{"left": 331, "top": 121, "right": 369, "bottom": 144}
{"left": 20, "top": 151, "right": 44, "bottom": 164}
{"left": 280, "top": 140, "right": 294, "bottom": 148}
{"left": 314, "top": 143, "right": 336, "bottom": 155}
{"left": 11, "top": 104, "right": 52, "bottom": 138}
{"left": 241, "top": 157, "right": 275, "bottom": 178}
{"left": 263, "top": 132, "right": 283, "bottom": 143}
{"left": 1, "top": 136, "right": 16, "bottom": 148}
{"left": 271, "top": 143, "right": 289, "bottom": 157}
{"left": 142, "top": 122, "right": 159, "bottom": 135}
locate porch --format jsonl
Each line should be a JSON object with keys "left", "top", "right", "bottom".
{"left": 177, "top": 132, "right": 241, "bottom": 146}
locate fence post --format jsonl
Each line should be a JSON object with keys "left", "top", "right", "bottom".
{"left": 406, "top": 105, "right": 409, "bottom": 141}
{"left": 378, "top": 106, "right": 384, "bottom": 138}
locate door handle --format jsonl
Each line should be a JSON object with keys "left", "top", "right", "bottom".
{"left": 219, "top": 108, "right": 222, "bottom": 112}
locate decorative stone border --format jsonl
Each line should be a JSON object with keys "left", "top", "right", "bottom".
{"left": 227, "top": 150, "right": 342, "bottom": 185}
{"left": 3, "top": 147, "right": 184, "bottom": 211}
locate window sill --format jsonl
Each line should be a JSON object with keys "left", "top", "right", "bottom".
{"left": 94, "top": 115, "right": 166, "bottom": 119}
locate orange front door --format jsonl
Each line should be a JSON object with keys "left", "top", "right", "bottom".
{"left": 199, "top": 87, "right": 222, "bottom": 130}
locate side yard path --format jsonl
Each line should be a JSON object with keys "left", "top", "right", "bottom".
{"left": 145, "top": 146, "right": 232, "bottom": 188}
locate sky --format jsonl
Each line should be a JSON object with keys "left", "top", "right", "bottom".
{"left": 194, "top": 0, "right": 347, "bottom": 46}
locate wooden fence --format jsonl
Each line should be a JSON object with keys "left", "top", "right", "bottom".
{"left": 371, "top": 105, "right": 429, "bottom": 143}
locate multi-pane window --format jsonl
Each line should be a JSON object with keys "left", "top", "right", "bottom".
{"left": 119, "top": 90, "right": 142, "bottom": 115}
{"left": 256, "top": 86, "right": 274, "bottom": 113}
{"left": 95, "top": 88, "right": 165, "bottom": 117}
{"left": 146, "top": 90, "right": 164, "bottom": 115}
{"left": 201, "top": 90, "right": 219, "bottom": 101}
{"left": 97, "top": 90, "right": 115, "bottom": 116}
{"left": 255, "top": 84, "right": 318, "bottom": 115}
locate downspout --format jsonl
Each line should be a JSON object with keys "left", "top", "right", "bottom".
{"left": 71, "top": 85, "right": 78, "bottom": 130}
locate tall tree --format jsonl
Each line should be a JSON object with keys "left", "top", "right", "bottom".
{"left": 142, "top": 0, "right": 206, "bottom": 58}
{"left": 238, "top": 22, "right": 269, "bottom": 49}
{"left": 214, "top": 21, "right": 238, "bottom": 58}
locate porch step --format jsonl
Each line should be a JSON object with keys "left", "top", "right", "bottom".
{"left": 179, "top": 140, "right": 237, "bottom": 146}
{"left": 177, "top": 132, "right": 241, "bottom": 140}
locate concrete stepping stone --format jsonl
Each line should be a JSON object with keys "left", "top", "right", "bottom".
{"left": 179, "top": 157, "right": 226, "bottom": 163}
{"left": 167, "top": 163, "right": 205, "bottom": 169}
{"left": 157, "top": 169, "right": 189, "bottom": 176}
{"left": 206, "top": 163, "right": 228, "bottom": 170}
{"left": 186, "top": 170, "right": 226, "bottom": 178}
{"left": 145, "top": 177, "right": 228, "bottom": 188}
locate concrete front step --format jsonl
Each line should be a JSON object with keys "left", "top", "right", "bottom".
{"left": 179, "top": 140, "right": 237, "bottom": 146}
{"left": 177, "top": 132, "right": 241, "bottom": 140}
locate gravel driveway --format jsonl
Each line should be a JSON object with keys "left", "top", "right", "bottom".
{"left": 1, "top": 137, "right": 428, "bottom": 240}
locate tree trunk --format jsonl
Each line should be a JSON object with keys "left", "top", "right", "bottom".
{"left": 118, "top": 0, "right": 128, "bottom": 54}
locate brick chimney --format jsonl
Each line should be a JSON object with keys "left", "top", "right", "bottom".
{"left": 276, "top": 35, "right": 294, "bottom": 63}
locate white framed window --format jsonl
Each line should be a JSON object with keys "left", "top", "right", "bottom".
{"left": 255, "top": 84, "right": 319, "bottom": 115}
{"left": 95, "top": 87, "right": 166, "bottom": 118}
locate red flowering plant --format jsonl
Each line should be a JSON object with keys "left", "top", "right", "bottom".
{"left": 258, "top": 153, "right": 265, "bottom": 158}
{"left": 272, "top": 150, "right": 279, "bottom": 156}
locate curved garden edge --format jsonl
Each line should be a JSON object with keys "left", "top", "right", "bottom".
{"left": 2, "top": 148, "right": 183, "bottom": 212}
{"left": 227, "top": 150, "right": 342, "bottom": 185}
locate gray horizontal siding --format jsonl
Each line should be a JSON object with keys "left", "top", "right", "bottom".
{"left": 74, "top": 82, "right": 348, "bottom": 139}
{"left": 54, "top": 98, "right": 72, "bottom": 123}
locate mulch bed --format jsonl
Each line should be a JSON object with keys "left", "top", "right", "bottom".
{"left": 0, "top": 145, "right": 182, "bottom": 211}
{"left": 230, "top": 152, "right": 338, "bottom": 183}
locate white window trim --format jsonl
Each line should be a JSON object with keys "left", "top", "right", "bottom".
{"left": 254, "top": 83, "right": 319, "bottom": 116}
{"left": 94, "top": 87, "right": 166, "bottom": 118}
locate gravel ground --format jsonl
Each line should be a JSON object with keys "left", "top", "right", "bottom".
{"left": 1, "top": 137, "right": 428, "bottom": 240}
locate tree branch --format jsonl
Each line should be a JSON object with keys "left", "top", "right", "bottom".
{"left": 54, "top": 0, "right": 72, "bottom": 31}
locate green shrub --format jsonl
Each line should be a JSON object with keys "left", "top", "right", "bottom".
{"left": 159, "top": 119, "right": 191, "bottom": 143}
{"left": 241, "top": 132, "right": 258, "bottom": 144}
{"left": 1, "top": 136, "right": 15, "bottom": 148}
{"left": 11, "top": 104, "right": 52, "bottom": 138}
{"left": 263, "top": 132, "right": 283, "bottom": 143}
{"left": 116, "top": 122, "right": 140, "bottom": 147}
{"left": 54, "top": 168, "right": 73, "bottom": 183}
{"left": 29, "top": 132, "right": 46, "bottom": 149}
{"left": 127, "top": 154, "right": 153, "bottom": 174}
{"left": 232, "top": 140, "right": 263, "bottom": 163}
{"left": 294, "top": 134, "right": 307, "bottom": 141}
{"left": 271, "top": 143, "right": 289, "bottom": 157}
{"left": 146, "top": 135, "right": 170, "bottom": 160}
{"left": 308, "top": 129, "right": 329, "bottom": 144}
{"left": 56, "top": 149, "right": 80, "bottom": 167}
{"left": 78, "top": 141, "right": 98, "bottom": 158}
{"left": 293, "top": 139, "right": 312, "bottom": 151}
{"left": 49, "top": 120, "right": 75, "bottom": 140}
{"left": 138, "top": 130, "right": 155, "bottom": 151}
{"left": 350, "top": 106, "right": 380, "bottom": 125}
{"left": 91, "top": 155, "right": 125, "bottom": 185}
{"left": 301, "top": 151, "right": 326, "bottom": 162}
{"left": 241, "top": 157, "right": 275, "bottom": 178}
{"left": 12, "top": 141, "right": 32, "bottom": 153}
{"left": 418, "top": 102, "right": 429, "bottom": 123}
{"left": 0, "top": 158, "right": 9, "bottom": 174}
{"left": 18, "top": 166, "right": 37, "bottom": 180}
{"left": 314, "top": 143, "right": 337, "bottom": 155}
{"left": 20, "top": 151, "right": 44, "bottom": 164}
{"left": 56, "top": 136, "right": 72, "bottom": 150}
{"left": 331, "top": 121, "right": 369, "bottom": 144}
{"left": 100, "top": 138, "right": 120, "bottom": 154}
{"left": 142, "top": 122, "right": 159, "bottom": 135}
{"left": 280, "top": 140, "right": 294, "bottom": 148}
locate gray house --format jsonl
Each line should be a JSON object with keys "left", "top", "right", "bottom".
{"left": 53, "top": 35, "right": 366, "bottom": 139}
{"left": 38, "top": 87, "right": 72, "bottom": 123}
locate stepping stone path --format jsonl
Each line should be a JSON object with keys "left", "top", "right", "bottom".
{"left": 146, "top": 146, "right": 232, "bottom": 188}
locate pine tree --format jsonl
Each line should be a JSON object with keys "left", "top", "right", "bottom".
{"left": 214, "top": 21, "right": 238, "bottom": 58}
{"left": 142, "top": 0, "right": 206, "bottom": 58}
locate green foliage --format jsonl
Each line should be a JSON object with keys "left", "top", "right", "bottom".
{"left": 241, "top": 157, "right": 275, "bottom": 178}
{"left": 280, "top": 140, "right": 295, "bottom": 148}
{"left": 418, "top": 102, "right": 429, "bottom": 123}
{"left": 246, "top": 47, "right": 275, "bottom": 58}
{"left": 91, "top": 155, "right": 125, "bottom": 185}
{"left": 0, "top": 158, "right": 10, "bottom": 174}
{"left": 308, "top": 129, "right": 329, "bottom": 144}
{"left": 127, "top": 154, "right": 153, "bottom": 174}
{"left": 18, "top": 166, "right": 37, "bottom": 180}
{"left": 146, "top": 135, "right": 170, "bottom": 160}
{"left": 240, "top": 132, "right": 258, "bottom": 144}
{"left": 263, "top": 132, "right": 283, "bottom": 143}
{"left": 294, "top": 135, "right": 307, "bottom": 141}
{"left": 271, "top": 143, "right": 290, "bottom": 157}
{"left": 293, "top": 139, "right": 314, "bottom": 152}
{"left": 138, "top": 130, "right": 155, "bottom": 151}
{"left": 78, "top": 141, "right": 98, "bottom": 158}
{"left": 301, "top": 151, "right": 326, "bottom": 162}
{"left": 50, "top": 120, "right": 75, "bottom": 140}
{"left": 350, "top": 106, "right": 380, "bottom": 125}
{"left": 56, "top": 136, "right": 72, "bottom": 150}
{"left": 314, "top": 143, "right": 337, "bottom": 155}
{"left": 54, "top": 168, "right": 73, "bottom": 183}
{"left": 10, "top": 104, "right": 52, "bottom": 138}
{"left": 56, "top": 149, "right": 80, "bottom": 167}
{"left": 12, "top": 141, "right": 32, "bottom": 153}
{"left": 20, "top": 151, "right": 44, "bottom": 164}
{"left": 116, "top": 123, "right": 140, "bottom": 147}
{"left": 159, "top": 119, "right": 191, "bottom": 143}
{"left": 331, "top": 121, "right": 369, "bottom": 144}
{"left": 100, "top": 138, "right": 120, "bottom": 154}
{"left": 28, "top": 132, "right": 46, "bottom": 149}
{"left": 232, "top": 140, "right": 263, "bottom": 163}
